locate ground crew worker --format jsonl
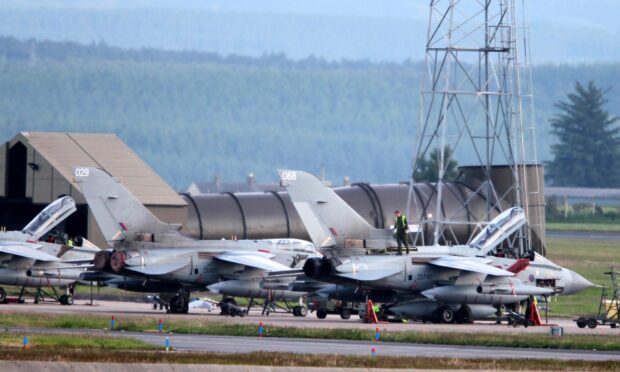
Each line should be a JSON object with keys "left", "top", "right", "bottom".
{"left": 67, "top": 237, "right": 74, "bottom": 250}
{"left": 373, "top": 303, "right": 381, "bottom": 315}
{"left": 394, "top": 210, "right": 410, "bottom": 255}
{"left": 372, "top": 303, "right": 382, "bottom": 320}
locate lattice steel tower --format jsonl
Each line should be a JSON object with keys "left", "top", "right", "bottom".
{"left": 408, "top": 0, "right": 544, "bottom": 256}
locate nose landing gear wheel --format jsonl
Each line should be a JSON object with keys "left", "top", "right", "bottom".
{"left": 292, "top": 306, "right": 308, "bottom": 317}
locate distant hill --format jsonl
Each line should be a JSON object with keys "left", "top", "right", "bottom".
{"left": 0, "top": 37, "right": 618, "bottom": 189}
{"left": 0, "top": 0, "right": 619, "bottom": 64}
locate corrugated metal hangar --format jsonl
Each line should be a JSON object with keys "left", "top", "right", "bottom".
{"left": 0, "top": 132, "right": 187, "bottom": 247}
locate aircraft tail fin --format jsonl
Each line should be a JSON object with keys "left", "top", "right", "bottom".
{"left": 279, "top": 170, "right": 381, "bottom": 249}
{"left": 73, "top": 167, "right": 180, "bottom": 244}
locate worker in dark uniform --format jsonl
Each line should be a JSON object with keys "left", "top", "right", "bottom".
{"left": 393, "top": 210, "right": 410, "bottom": 255}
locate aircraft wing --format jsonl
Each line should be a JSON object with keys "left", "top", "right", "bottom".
{"left": 125, "top": 261, "right": 190, "bottom": 276}
{"left": 336, "top": 267, "right": 403, "bottom": 281}
{"left": 429, "top": 256, "right": 513, "bottom": 277}
{"left": 0, "top": 241, "right": 61, "bottom": 262}
{"left": 215, "top": 253, "right": 292, "bottom": 272}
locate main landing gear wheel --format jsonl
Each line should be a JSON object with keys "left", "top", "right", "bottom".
{"left": 169, "top": 292, "right": 190, "bottom": 314}
{"left": 339, "top": 308, "right": 352, "bottom": 320}
{"left": 455, "top": 305, "right": 473, "bottom": 324}
{"left": 436, "top": 306, "right": 454, "bottom": 324}
{"left": 0, "top": 287, "right": 5, "bottom": 303}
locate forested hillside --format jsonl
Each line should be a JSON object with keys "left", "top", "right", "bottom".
{"left": 2, "top": 1, "right": 619, "bottom": 63}
{"left": 1, "top": 37, "right": 619, "bottom": 189}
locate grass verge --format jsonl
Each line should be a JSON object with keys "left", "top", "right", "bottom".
{"left": 2, "top": 312, "right": 620, "bottom": 351}
{"left": 0, "top": 333, "right": 155, "bottom": 350}
{"left": 546, "top": 223, "right": 620, "bottom": 233}
{"left": 0, "top": 348, "right": 617, "bottom": 370}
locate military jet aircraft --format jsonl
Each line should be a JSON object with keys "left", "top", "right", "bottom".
{"left": 278, "top": 169, "right": 592, "bottom": 322}
{"left": 0, "top": 196, "right": 99, "bottom": 305}
{"left": 74, "top": 166, "right": 319, "bottom": 314}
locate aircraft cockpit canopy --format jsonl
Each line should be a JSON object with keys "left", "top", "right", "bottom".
{"left": 22, "top": 196, "right": 77, "bottom": 240}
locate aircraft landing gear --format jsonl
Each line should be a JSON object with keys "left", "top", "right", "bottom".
{"left": 59, "top": 284, "right": 76, "bottom": 306}
{"left": 59, "top": 294, "right": 74, "bottom": 305}
{"left": 292, "top": 306, "right": 307, "bottom": 317}
{"left": 435, "top": 306, "right": 454, "bottom": 323}
{"left": 0, "top": 287, "right": 6, "bottom": 303}
{"left": 339, "top": 308, "right": 352, "bottom": 320}
{"left": 455, "top": 305, "right": 473, "bottom": 324}
{"left": 169, "top": 290, "right": 190, "bottom": 314}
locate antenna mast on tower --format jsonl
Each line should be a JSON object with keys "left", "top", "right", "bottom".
{"left": 407, "top": 0, "right": 544, "bottom": 257}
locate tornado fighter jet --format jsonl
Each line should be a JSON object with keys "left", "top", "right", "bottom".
{"left": 278, "top": 170, "right": 593, "bottom": 323}
{"left": 74, "top": 167, "right": 319, "bottom": 313}
{"left": 0, "top": 196, "right": 99, "bottom": 305}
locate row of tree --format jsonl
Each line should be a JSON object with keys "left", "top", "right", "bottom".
{"left": 0, "top": 37, "right": 618, "bottom": 188}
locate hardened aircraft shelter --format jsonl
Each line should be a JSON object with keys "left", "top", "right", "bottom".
{"left": 0, "top": 132, "right": 187, "bottom": 247}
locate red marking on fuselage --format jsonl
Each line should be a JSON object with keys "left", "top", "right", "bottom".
{"left": 506, "top": 259, "right": 530, "bottom": 274}
{"left": 258, "top": 249, "right": 271, "bottom": 253}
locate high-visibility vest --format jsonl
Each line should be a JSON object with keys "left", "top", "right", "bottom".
{"left": 395, "top": 215, "right": 407, "bottom": 230}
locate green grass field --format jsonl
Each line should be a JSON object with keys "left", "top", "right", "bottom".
{"left": 546, "top": 237, "right": 619, "bottom": 317}
{"left": 546, "top": 223, "right": 620, "bottom": 233}
{"left": 0, "top": 333, "right": 154, "bottom": 350}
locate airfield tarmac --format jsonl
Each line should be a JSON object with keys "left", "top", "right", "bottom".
{"left": 1, "top": 299, "right": 618, "bottom": 336}
{"left": 3, "top": 327, "right": 619, "bottom": 362}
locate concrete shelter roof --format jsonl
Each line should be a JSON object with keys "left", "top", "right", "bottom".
{"left": 15, "top": 131, "right": 186, "bottom": 207}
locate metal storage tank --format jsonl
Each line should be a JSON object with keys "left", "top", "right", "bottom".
{"left": 181, "top": 165, "right": 545, "bottom": 254}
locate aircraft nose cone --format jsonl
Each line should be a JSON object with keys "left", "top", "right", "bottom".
{"left": 565, "top": 270, "right": 594, "bottom": 295}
